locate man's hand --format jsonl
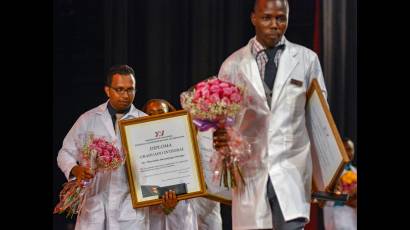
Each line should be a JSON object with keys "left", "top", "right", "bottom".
{"left": 161, "top": 190, "right": 178, "bottom": 214}
{"left": 335, "top": 179, "right": 357, "bottom": 208}
{"left": 71, "top": 165, "right": 94, "bottom": 182}
{"left": 345, "top": 192, "right": 357, "bottom": 208}
{"left": 213, "top": 127, "right": 229, "bottom": 151}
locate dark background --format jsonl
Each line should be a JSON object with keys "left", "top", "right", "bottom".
{"left": 53, "top": 0, "right": 356, "bottom": 229}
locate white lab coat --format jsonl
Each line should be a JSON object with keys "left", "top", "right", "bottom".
{"left": 57, "top": 101, "right": 150, "bottom": 230}
{"left": 190, "top": 197, "right": 222, "bottom": 230}
{"left": 149, "top": 200, "right": 198, "bottom": 230}
{"left": 218, "top": 37, "right": 327, "bottom": 229}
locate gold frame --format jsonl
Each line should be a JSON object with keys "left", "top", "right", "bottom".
{"left": 119, "top": 110, "right": 207, "bottom": 208}
{"left": 195, "top": 129, "right": 232, "bottom": 205}
{"left": 307, "top": 79, "right": 351, "bottom": 194}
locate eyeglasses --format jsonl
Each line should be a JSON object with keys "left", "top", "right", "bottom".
{"left": 110, "top": 87, "right": 136, "bottom": 95}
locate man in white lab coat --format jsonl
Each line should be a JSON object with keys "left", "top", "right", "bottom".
{"left": 143, "top": 99, "right": 198, "bottom": 230}
{"left": 57, "top": 65, "right": 150, "bottom": 230}
{"left": 215, "top": 0, "right": 328, "bottom": 229}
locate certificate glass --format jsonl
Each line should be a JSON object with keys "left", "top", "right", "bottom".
{"left": 306, "top": 79, "right": 351, "bottom": 194}
{"left": 197, "top": 129, "right": 232, "bottom": 205}
{"left": 119, "top": 110, "right": 206, "bottom": 208}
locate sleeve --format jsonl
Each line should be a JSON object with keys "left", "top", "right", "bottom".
{"left": 307, "top": 52, "right": 328, "bottom": 101}
{"left": 56, "top": 114, "right": 87, "bottom": 180}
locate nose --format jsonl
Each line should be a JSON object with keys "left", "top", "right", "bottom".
{"left": 121, "top": 92, "right": 130, "bottom": 99}
{"left": 269, "top": 18, "right": 278, "bottom": 29}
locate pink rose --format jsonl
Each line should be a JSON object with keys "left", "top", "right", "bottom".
{"left": 208, "top": 79, "right": 220, "bottom": 85}
{"left": 210, "top": 93, "right": 220, "bottom": 103}
{"left": 230, "top": 93, "right": 242, "bottom": 103}
{"left": 210, "top": 84, "right": 220, "bottom": 93}
{"left": 97, "top": 140, "right": 106, "bottom": 148}
{"left": 102, "top": 150, "right": 110, "bottom": 157}
{"left": 194, "top": 90, "right": 202, "bottom": 100}
{"left": 200, "top": 88, "right": 210, "bottom": 98}
{"left": 219, "top": 82, "right": 230, "bottom": 88}
{"left": 221, "top": 97, "right": 231, "bottom": 105}
{"left": 195, "top": 82, "right": 207, "bottom": 90}
{"left": 100, "top": 155, "right": 111, "bottom": 163}
{"left": 222, "top": 87, "right": 234, "bottom": 96}
{"left": 198, "top": 101, "right": 210, "bottom": 111}
{"left": 94, "top": 147, "right": 102, "bottom": 154}
{"left": 105, "top": 144, "right": 113, "bottom": 152}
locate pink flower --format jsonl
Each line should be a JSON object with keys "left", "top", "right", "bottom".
{"left": 200, "top": 88, "right": 210, "bottom": 98}
{"left": 222, "top": 87, "right": 234, "bottom": 96}
{"left": 97, "top": 140, "right": 106, "bottom": 148}
{"left": 198, "top": 99, "right": 211, "bottom": 111}
{"left": 195, "top": 82, "right": 207, "bottom": 90}
{"left": 94, "top": 147, "right": 102, "bottom": 154}
{"left": 210, "top": 84, "right": 220, "bottom": 93}
{"left": 230, "top": 87, "right": 239, "bottom": 94}
{"left": 230, "top": 93, "right": 242, "bottom": 103}
{"left": 221, "top": 97, "right": 231, "bottom": 105}
{"left": 194, "top": 90, "right": 202, "bottom": 100}
{"left": 208, "top": 79, "right": 220, "bottom": 85}
{"left": 219, "top": 82, "right": 230, "bottom": 88}
{"left": 210, "top": 93, "right": 220, "bottom": 103}
{"left": 102, "top": 150, "right": 110, "bottom": 157}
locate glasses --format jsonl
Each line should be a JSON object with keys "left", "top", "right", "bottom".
{"left": 110, "top": 87, "right": 136, "bottom": 95}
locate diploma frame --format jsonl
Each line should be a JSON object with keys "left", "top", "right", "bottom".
{"left": 306, "top": 79, "right": 351, "bottom": 194}
{"left": 119, "top": 110, "right": 207, "bottom": 208}
{"left": 195, "top": 129, "right": 232, "bottom": 205}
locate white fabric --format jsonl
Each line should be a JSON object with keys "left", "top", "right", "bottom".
{"left": 57, "top": 101, "right": 150, "bottom": 230}
{"left": 149, "top": 200, "right": 198, "bottom": 230}
{"left": 190, "top": 198, "right": 222, "bottom": 230}
{"left": 218, "top": 37, "right": 328, "bottom": 229}
{"left": 323, "top": 204, "right": 357, "bottom": 230}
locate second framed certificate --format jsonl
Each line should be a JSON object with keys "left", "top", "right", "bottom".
{"left": 119, "top": 110, "right": 206, "bottom": 208}
{"left": 306, "top": 79, "right": 351, "bottom": 194}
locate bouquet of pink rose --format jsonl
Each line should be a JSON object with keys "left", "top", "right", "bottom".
{"left": 180, "top": 77, "right": 251, "bottom": 189}
{"left": 54, "top": 133, "right": 124, "bottom": 218}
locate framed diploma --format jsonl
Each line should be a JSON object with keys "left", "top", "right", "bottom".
{"left": 306, "top": 79, "right": 351, "bottom": 194}
{"left": 197, "top": 129, "right": 232, "bottom": 205}
{"left": 119, "top": 110, "right": 207, "bottom": 208}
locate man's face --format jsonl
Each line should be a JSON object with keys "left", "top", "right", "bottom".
{"left": 104, "top": 74, "right": 136, "bottom": 111}
{"left": 144, "top": 101, "right": 169, "bottom": 116}
{"left": 252, "top": 0, "right": 288, "bottom": 48}
{"left": 343, "top": 140, "right": 355, "bottom": 159}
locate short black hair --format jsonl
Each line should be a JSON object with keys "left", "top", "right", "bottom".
{"left": 105, "top": 64, "right": 135, "bottom": 86}
{"left": 142, "top": 99, "right": 176, "bottom": 113}
{"left": 253, "top": 0, "right": 289, "bottom": 12}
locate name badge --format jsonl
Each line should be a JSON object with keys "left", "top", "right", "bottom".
{"left": 290, "top": 78, "right": 303, "bottom": 87}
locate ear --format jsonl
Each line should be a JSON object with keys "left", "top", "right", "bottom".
{"left": 104, "top": 86, "right": 111, "bottom": 98}
{"left": 251, "top": 12, "right": 256, "bottom": 26}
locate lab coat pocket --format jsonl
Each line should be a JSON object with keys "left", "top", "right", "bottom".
{"left": 81, "top": 195, "right": 104, "bottom": 223}
{"left": 286, "top": 80, "right": 306, "bottom": 114}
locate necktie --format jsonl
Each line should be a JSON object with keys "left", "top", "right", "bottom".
{"left": 115, "top": 113, "right": 124, "bottom": 133}
{"left": 264, "top": 44, "right": 285, "bottom": 90}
